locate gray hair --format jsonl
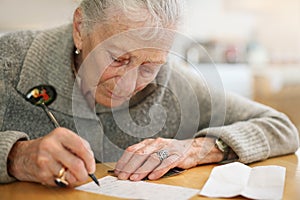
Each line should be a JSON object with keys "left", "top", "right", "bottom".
{"left": 78, "top": 0, "right": 185, "bottom": 34}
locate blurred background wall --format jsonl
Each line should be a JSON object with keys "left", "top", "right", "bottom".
{"left": 0, "top": 0, "right": 78, "bottom": 33}
{"left": 1, "top": 0, "right": 300, "bottom": 130}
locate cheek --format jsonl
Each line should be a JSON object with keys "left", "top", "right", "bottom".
{"left": 98, "top": 67, "right": 119, "bottom": 84}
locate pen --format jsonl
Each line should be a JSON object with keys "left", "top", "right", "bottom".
{"left": 89, "top": 174, "right": 100, "bottom": 186}
{"left": 25, "top": 85, "right": 100, "bottom": 187}
{"left": 44, "top": 104, "right": 100, "bottom": 187}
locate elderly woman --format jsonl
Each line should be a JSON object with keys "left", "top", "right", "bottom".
{"left": 0, "top": 0, "right": 299, "bottom": 188}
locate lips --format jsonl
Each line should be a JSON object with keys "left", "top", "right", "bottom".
{"left": 105, "top": 88, "right": 130, "bottom": 101}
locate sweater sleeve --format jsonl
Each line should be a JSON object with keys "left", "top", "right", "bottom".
{"left": 170, "top": 64, "right": 300, "bottom": 164}
{"left": 0, "top": 40, "right": 30, "bottom": 183}
{"left": 195, "top": 93, "right": 300, "bottom": 163}
{"left": 0, "top": 131, "right": 29, "bottom": 183}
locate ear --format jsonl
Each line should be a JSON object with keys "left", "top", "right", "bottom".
{"left": 73, "top": 8, "right": 83, "bottom": 50}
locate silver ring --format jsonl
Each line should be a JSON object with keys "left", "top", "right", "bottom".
{"left": 157, "top": 149, "right": 169, "bottom": 161}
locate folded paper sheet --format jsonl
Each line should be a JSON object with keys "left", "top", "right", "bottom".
{"left": 199, "top": 162, "right": 286, "bottom": 199}
{"left": 76, "top": 175, "right": 199, "bottom": 200}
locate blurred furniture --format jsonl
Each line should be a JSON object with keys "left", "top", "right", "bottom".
{"left": 192, "top": 63, "right": 252, "bottom": 98}
{"left": 253, "top": 65, "right": 300, "bottom": 131}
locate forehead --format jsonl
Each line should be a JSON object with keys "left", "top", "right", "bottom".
{"left": 89, "top": 10, "right": 176, "bottom": 52}
{"left": 92, "top": 27, "right": 175, "bottom": 55}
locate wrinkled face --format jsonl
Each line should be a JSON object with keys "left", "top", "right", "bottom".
{"left": 75, "top": 12, "right": 175, "bottom": 108}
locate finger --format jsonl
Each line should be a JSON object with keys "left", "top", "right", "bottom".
{"left": 116, "top": 149, "right": 148, "bottom": 180}
{"left": 37, "top": 133, "right": 89, "bottom": 186}
{"left": 38, "top": 162, "right": 68, "bottom": 187}
{"left": 129, "top": 152, "right": 161, "bottom": 181}
{"left": 39, "top": 136, "right": 89, "bottom": 183}
{"left": 115, "top": 139, "right": 154, "bottom": 175}
{"left": 55, "top": 128, "right": 96, "bottom": 174}
{"left": 116, "top": 140, "right": 161, "bottom": 180}
{"left": 148, "top": 154, "right": 180, "bottom": 180}
{"left": 64, "top": 170, "right": 80, "bottom": 187}
{"left": 49, "top": 164, "right": 77, "bottom": 187}
{"left": 115, "top": 137, "right": 170, "bottom": 180}
{"left": 79, "top": 137, "right": 95, "bottom": 173}
{"left": 48, "top": 142, "right": 89, "bottom": 183}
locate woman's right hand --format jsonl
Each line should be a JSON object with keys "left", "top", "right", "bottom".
{"left": 7, "top": 127, "right": 95, "bottom": 187}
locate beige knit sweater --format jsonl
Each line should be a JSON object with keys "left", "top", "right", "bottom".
{"left": 0, "top": 25, "right": 299, "bottom": 183}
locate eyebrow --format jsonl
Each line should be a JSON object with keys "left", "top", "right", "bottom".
{"left": 143, "top": 60, "right": 166, "bottom": 65}
{"left": 107, "top": 43, "right": 167, "bottom": 65}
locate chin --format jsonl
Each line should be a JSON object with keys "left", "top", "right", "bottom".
{"left": 96, "top": 97, "right": 126, "bottom": 108}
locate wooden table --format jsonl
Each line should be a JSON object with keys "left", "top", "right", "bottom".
{"left": 1, "top": 149, "right": 299, "bottom": 200}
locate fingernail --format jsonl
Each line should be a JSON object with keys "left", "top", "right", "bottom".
{"left": 130, "top": 174, "right": 139, "bottom": 180}
{"left": 148, "top": 173, "right": 156, "bottom": 180}
{"left": 118, "top": 172, "right": 128, "bottom": 180}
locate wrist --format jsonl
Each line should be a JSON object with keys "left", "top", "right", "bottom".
{"left": 215, "top": 138, "right": 230, "bottom": 162}
{"left": 214, "top": 138, "right": 238, "bottom": 163}
{"left": 192, "top": 137, "right": 224, "bottom": 165}
{"left": 7, "top": 140, "right": 27, "bottom": 179}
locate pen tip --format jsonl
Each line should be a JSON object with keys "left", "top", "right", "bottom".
{"left": 89, "top": 173, "right": 100, "bottom": 187}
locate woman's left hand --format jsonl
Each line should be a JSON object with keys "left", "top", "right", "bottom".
{"left": 114, "top": 137, "right": 223, "bottom": 181}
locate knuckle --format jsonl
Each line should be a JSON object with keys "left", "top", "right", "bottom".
{"left": 143, "top": 138, "right": 154, "bottom": 144}
{"left": 134, "top": 149, "right": 146, "bottom": 155}
{"left": 125, "top": 145, "right": 136, "bottom": 152}
{"left": 50, "top": 127, "right": 63, "bottom": 136}
{"left": 38, "top": 171, "right": 51, "bottom": 183}
{"left": 150, "top": 153, "right": 160, "bottom": 162}
{"left": 39, "top": 141, "right": 51, "bottom": 152}
{"left": 154, "top": 137, "right": 165, "bottom": 143}
{"left": 38, "top": 138, "right": 58, "bottom": 154}
{"left": 55, "top": 127, "right": 66, "bottom": 133}
{"left": 71, "top": 159, "right": 85, "bottom": 173}
{"left": 54, "top": 127, "right": 68, "bottom": 138}
{"left": 53, "top": 127, "right": 75, "bottom": 139}
{"left": 36, "top": 157, "right": 50, "bottom": 169}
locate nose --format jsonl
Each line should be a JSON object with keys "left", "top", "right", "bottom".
{"left": 115, "top": 67, "right": 138, "bottom": 96}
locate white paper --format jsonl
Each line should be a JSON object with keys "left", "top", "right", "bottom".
{"left": 76, "top": 175, "right": 199, "bottom": 200}
{"left": 199, "top": 162, "right": 286, "bottom": 200}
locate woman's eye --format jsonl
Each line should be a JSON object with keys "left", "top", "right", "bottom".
{"left": 139, "top": 65, "right": 156, "bottom": 78}
{"left": 111, "top": 56, "right": 122, "bottom": 63}
{"left": 110, "top": 55, "right": 127, "bottom": 67}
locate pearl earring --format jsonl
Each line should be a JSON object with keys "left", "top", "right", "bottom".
{"left": 75, "top": 48, "right": 81, "bottom": 55}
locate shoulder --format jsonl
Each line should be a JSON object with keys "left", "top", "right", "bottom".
{"left": 0, "top": 30, "right": 38, "bottom": 87}
{"left": 0, "top": 30, "right": 37, "bottom": 62}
